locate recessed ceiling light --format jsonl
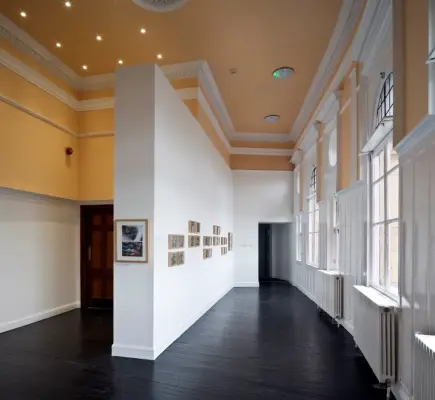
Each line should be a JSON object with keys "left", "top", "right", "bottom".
{"left": 56, "top": 42, "right": 62, "bottom": 48}
{"left": 140, "top": 28, "right": 146, "bottom": 34}
{"left": 96, "top": 35, "right": 103, "bottom": 41}
{"left": 20, "top": 11, "right": 27, "bottom": 18}
{"left": 157, "top": 54, "right": 163, "bottom": 60}
{"left": 82, "top": 65, "right": 88, "bottom": 71}
{"left": 118, "top": 59, "right": 124, "bottom": 65}
{"left": 264, "top": 114, "right": 280, "bottom": 122}
{"left": 65, "top": 1, "right": 72, "bottom": 7}
{"left": 272, "top": 67, "right": 294, "bottom": 79}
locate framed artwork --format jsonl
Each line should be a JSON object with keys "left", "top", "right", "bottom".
{"left": 115, "top": 219, "right": 149, "bottom": 263}
{"left": 188, "top": 221, "right": 201, "bottom": 234}
{"left": 203, "top": 248, "right": 212, "bottom": 259}
{"left": 228, "top": 232, "right": 233, "bottom": 251}
{"left": 195, "top": 236, "right": 200, "bottom": 247}
{"left": 221, "top": 247, "right": 228, "bottom": 256}
{"left": 168, "top": 235, "right": 185, "bottom": 249}
{"left": 196, "top": 222, "right": 201, "bottom": 234}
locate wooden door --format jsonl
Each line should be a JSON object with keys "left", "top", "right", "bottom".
{"left": 81, "top": 205, "right": 114, "bottom": 309}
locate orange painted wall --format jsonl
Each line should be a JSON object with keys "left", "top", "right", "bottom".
{"left": 77, "top": 109, "right": 114, "bottom": 134}
{"left": 78, "top": 136, "right": 114, "bottom": 200}
{"left": 230, "top": 155, "right": 293, "bottom": 171}
{"left": 403, "top": 0, "right": 428, "bottom": 139}
{"left": 0, "top": 101, "right": 78, "bottom": 199}
{"left": 0, "top": 66, "right": 77, "bottom": 133}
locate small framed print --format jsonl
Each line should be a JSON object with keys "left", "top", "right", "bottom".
{"left": 189, "top": 221, "right": 196, "bottom": 233}
{"left": 168, "top": 252, "right": 178, "bottom": 267}
{"left": 195, "top": 236, "right": 200, "bottom": 247}
{"left": 116, "top": 219, "right": 149, "bottom": 263}
{"left": 188, "top": 235, "right": 196, "bottom": 248}
{"left": 196, "top": 222, "right": 201, "bottom": 234}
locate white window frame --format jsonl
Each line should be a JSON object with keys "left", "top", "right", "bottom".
{"left": 295, "top": 214, "right": 302, "bottom": 262}
{"left": 369, "top": 134, "right": 400, "bottom": 298}
{"left": 306, "top": 167, "right": 319, "bottom": 267}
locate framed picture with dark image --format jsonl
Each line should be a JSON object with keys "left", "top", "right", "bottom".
{"left": 116, "top": 219, "right": 149, "bottom": 263}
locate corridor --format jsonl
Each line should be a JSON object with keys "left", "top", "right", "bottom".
{"left": 0, "top": 284, "right": 387, "bottom": 399}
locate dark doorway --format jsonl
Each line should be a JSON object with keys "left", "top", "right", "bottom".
{"left": 81, "top": 205, "right": 114, "bottom": 310}
{"left": 258, "top": 223, "right": 272, "bottom": 282}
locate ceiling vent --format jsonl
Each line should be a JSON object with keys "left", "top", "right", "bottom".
{"left": 131, "top": 0, "right": 188, "bottom": 12}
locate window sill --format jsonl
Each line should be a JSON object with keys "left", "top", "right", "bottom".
{"left": 354, "top": 285, "right": 399, "bottom": 308}
{"left": 306, "top": 263, "right": 319, "bottom": 269}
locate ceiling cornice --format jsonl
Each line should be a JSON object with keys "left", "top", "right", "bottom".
{"left": 230, "top": 147, "right": 294, "bottom": 157}
{"left": 0, "top": 12, "right": 294, "bottom": 144}
{"left": 0, "top": 13, "right": 81, "bottom": 88}
{"left": 231, "top": 132, "right": 293, "bottom": 143}
{"left": 289, "top": 0, "right": 365, "bottom": 140}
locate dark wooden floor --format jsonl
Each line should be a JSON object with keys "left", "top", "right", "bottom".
{"left": 0, "top": 283, "right": 390, "bottom": 399}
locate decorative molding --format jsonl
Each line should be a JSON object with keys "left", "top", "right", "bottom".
{"left": 0, "top": 13, "right": 80, "bottom": 88}
{"left": 295, "top": 0, "right": 392, "bottom": 149}
{"left": 197, "top": 88, "right": 231, "bottom": 150}
{"left": 78, "top": 131, "right": 114, "bottom": 138}
{"left": 131, "top": 0, "right": 189, "bottom": 13}
{"left": 0, "top": 49, "right": 80, "bottom": 109}
{"left": 79, "top": 98, "right": 114, "bottom": 111}
{"left": 177, "top": 87, "right": 199, "bottom": 100}
{"left": 0, "top": 94, "right": 77, "bottom": 137}
{"left": 230, "top": 147, "right": 294, "bottom": 157}
{"left": 290, "top": 0, "right": 365, "bottom": 140}
{"left": 395, "top": 115, "right": 435, "bottom": 157}
{"left": 0, "top": 301, "right": 80, "bottom": 334}
{"left": 231, "top": 131, "right": 292, "bottom": 143}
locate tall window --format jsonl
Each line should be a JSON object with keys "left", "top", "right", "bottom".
{"left": 307, "top": 167, "right": 319, "bottom": 266}
{"left": 370, "top": 73, "right": 399, "bottom": 295}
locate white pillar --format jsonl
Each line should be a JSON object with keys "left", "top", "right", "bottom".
{"left": 112, "top": 64, "right": 157, "bottom": 360}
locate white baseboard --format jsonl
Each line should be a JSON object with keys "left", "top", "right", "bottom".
{"left": 0, "top": 301, "right": 80, "bottom": 334}
{"left": 234, "top": 282, "right": 260, "bottom": 287}
{"left": 112, "top": 344, "right": 156, "bottom": 360}
{"left": 391, "top": 382, "right": 412, "bottom": 400}
{"left": 296, "top": 284, "right": 317, "bottom": 304}
{"left": 340, "top": 319, "right": 354, "bottom": 336}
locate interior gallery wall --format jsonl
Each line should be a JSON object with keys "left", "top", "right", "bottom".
{"left": 233, "top": 170, "right": 293, "bottom": 287}
{"left": 0, "top": 187, "right": 80, "bottom": 334}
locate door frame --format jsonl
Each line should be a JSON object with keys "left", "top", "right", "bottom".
{"left": 80, "top": 204, "right": 114, "bottom": 309}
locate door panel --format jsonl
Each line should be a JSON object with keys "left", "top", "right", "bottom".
{"left": 81, "top": 205, "right": 114, "bottom": 309}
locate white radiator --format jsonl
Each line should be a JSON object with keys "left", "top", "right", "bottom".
{"left": 414, "top": 334, "right": 435, "bottom": 400}
{"left": 315, "top": 270, "right": 343, "bottom": 320}
{"left": 353, "top": 286, "right": 398, "bottom": 383}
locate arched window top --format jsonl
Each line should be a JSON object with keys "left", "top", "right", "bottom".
{"left": 309, "top": 166, "right": 317, "bottom": 195}
{"left": 375, "top": 72, "right": 394, "bottom": 130}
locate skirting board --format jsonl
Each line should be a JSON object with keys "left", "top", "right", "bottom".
{"left": 234, "top": 282, "right": 260, "bottom": 288}
{"left": 112, "top": 344, "right": 156, "bottom": 360}
{"left": 339, "top": 319, "right": 354, "bottom": 336}
{"left": 391, "top": 382, "right": 412, "bottom": 400}
{"left": 0, "top": 301, "right": 80, "bottom": 334}
{"left": 296, "top": 284, "right": 317, "bottom": 304}
{"left": 112, "top": 285, "right": 233, "bottom": 361}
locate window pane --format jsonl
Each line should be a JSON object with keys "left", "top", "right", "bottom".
{"left": 314, "top": 233, "right": 319, "bottom": 266}
{"left": 372, "top": 224, "right": 385, "bottom": 287}
{"left": 388, "top": 141, "right": 399, "bottom": 170}
{"left": 373, "top": 180, "right": 385, "bottom": 223}
{"left": 388, "top": 222, "right": 399, "bottom": 293}
{"left": 308, "top": 233, "right": 313, "bottom": 264}
{"left": 372, "top": 150, "right": 385, "bottom": 181}
{"left": 387, "top": 168, "right": 399, "bottom": 219}
{"left": 314, "top": 209, "right": 319, "bottom": 233}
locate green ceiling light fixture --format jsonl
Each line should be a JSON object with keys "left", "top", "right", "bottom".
{"left": 272, "top": 67, "right": 294, "bottom": 79}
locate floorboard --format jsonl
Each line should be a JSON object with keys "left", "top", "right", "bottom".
{"left": 0, "top": 284, "right": 391, "bottom": 399}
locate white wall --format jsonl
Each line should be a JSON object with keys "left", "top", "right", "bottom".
{"left": 271, "top": 223, "right": 292, "bottom": 281}
{"left": 233, "top": 171, "right": 293, "bottom": 287}
{"left": 0, "top": 188, "right": 80, "bottom": 333}
{"left": 153, "top": 66, "right": 234, "bottom": 357}
{"left": 113, "top": 64, "right": 156, "bottom": 360}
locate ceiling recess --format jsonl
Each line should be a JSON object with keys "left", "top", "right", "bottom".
{"left": 131, "top": 0, "right": 188, "bottom": 12}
